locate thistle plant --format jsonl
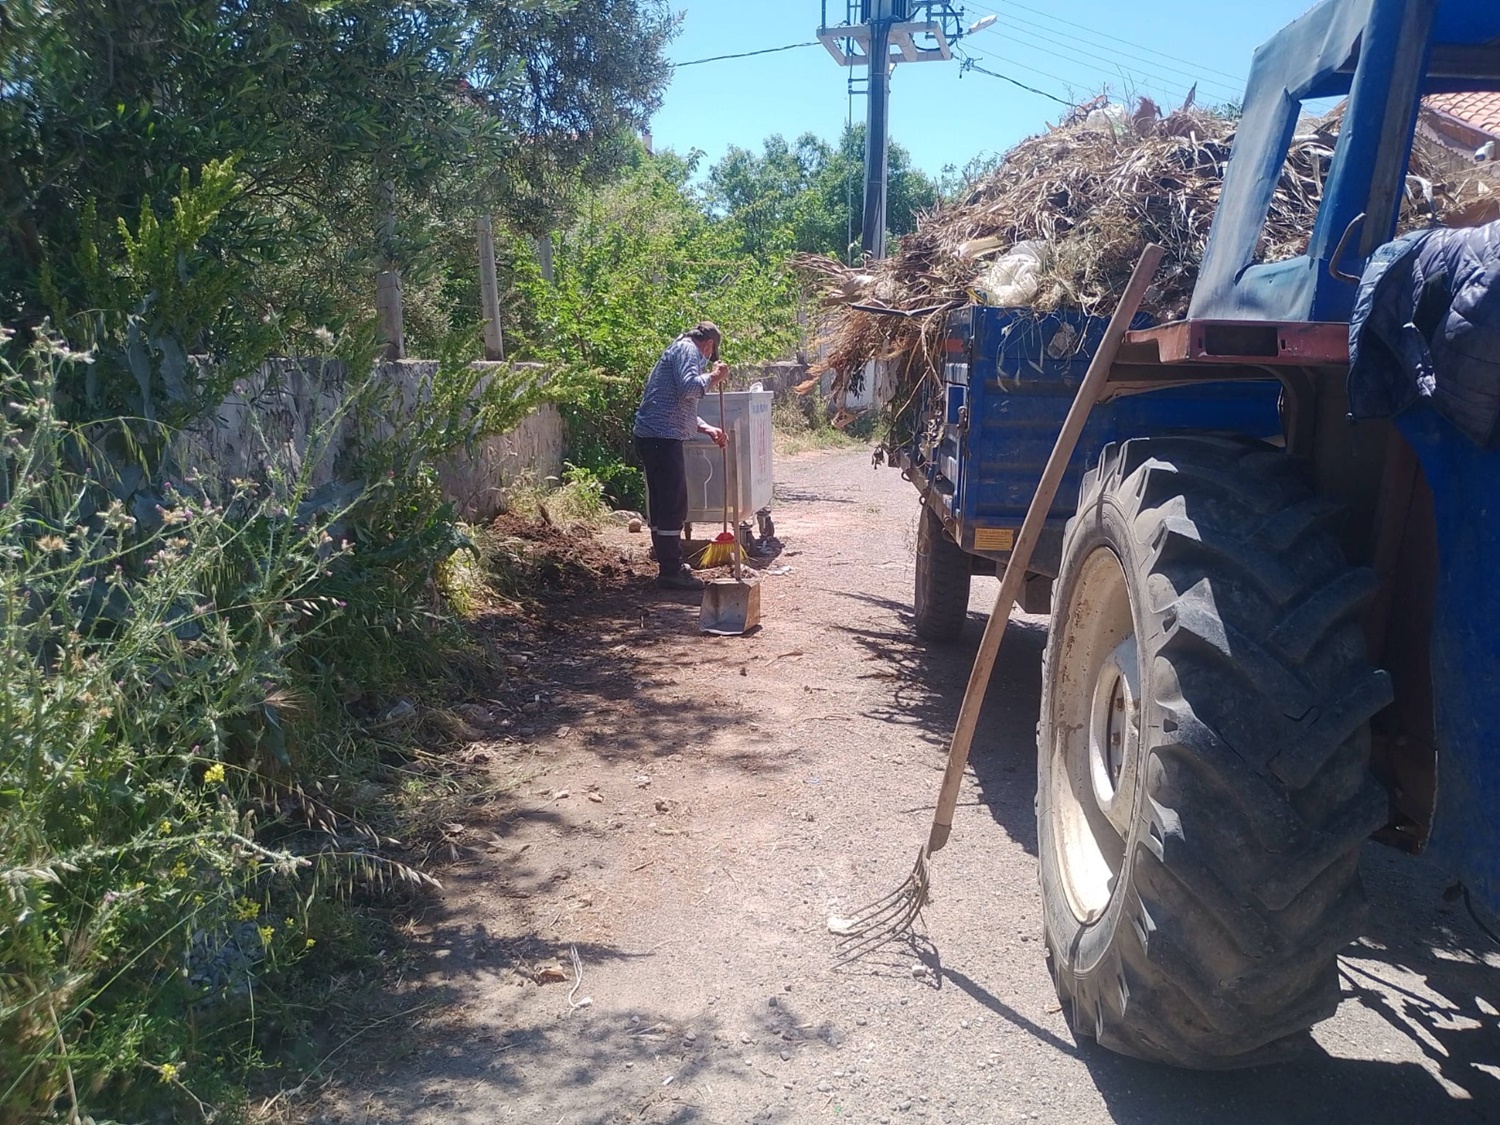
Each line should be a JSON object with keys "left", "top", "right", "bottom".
{"left": 0, "top": 330, "right": 352, "bottom": 1120}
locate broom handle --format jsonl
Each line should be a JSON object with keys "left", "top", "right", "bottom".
{"left": 728, "top": 422, "right": 743, "bottom": 578}
{"left": 925, "top": 244, "right": 1164, "bottom": 855}
{"left": 718, "top": 384, "right": 730, "bottom": 536}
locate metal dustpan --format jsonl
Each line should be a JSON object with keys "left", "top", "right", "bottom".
{"left": 700, "top": 576, "right": 760, "bottom": 635}
{"left": 700, "top": 424, "right": 761, "bottom": 635}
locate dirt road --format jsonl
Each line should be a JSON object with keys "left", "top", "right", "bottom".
{"left": 325, "top": 446, "right": 1500, "bottom": 1125}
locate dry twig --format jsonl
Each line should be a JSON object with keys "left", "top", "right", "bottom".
{"left": 796, "top": 99, "right": 1475, "bottom": 444}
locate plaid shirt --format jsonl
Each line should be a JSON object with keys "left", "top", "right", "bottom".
{"left": 633, "top": 337, "right": 711, "bottom": 441}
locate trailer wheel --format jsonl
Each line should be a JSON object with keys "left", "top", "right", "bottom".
{"left": 1037, "top": 436, "right": 1391, "bottom": 1068}
{"left": 914, "top": 504, "right": 972, "bottom": 642}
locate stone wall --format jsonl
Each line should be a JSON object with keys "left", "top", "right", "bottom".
{"left": 436, "top": 401, "right": 565, "bottom": 522}
{"left": 173, "top": 358, "right": 565, "bottom": 522}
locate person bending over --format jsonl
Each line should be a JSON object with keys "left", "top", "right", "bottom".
{"left": 633, "top": 321, "right": 729, "bottom": 590}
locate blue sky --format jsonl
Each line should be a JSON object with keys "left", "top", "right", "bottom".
{"left": 650, "top": 1, "right": 1322, "bottom": 177}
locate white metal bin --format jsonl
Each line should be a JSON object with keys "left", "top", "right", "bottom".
{"left": 682, "top": 390, "right": 774, "bottom": 528}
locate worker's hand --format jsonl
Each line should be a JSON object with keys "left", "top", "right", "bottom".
{"left": 703, "top": 425, "right": 727, "bottom": 449}
{"left": 709, "top": 361, "right": 730, "bottom": 386}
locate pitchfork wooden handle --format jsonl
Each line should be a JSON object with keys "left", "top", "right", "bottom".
{"left": 925, "top": 244, "right": 1165, "bottom": 855}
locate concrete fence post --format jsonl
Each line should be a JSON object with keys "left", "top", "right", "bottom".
{"left": 478, "top": 215, "right": 505, "bottom": 361}
{"left": 376, "top": 180, "right": 404, "bottom": 360}
{"left": 534, "top": 232, "right": 554, "bottom": 283}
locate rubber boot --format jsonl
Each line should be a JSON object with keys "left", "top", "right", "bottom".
{"left": 652, "top": 531, "right": 701, "bottom": 590}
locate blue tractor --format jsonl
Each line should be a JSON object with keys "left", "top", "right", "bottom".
{"left": 903, "top": 0, "right": 1500, "bottom": 1068}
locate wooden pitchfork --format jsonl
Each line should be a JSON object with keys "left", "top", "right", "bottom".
{"left": 832, "top": 245, "right": 1165, "bottom": 963}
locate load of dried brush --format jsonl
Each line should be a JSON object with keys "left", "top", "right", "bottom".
{"left": 797, "top": 96, "right": 1469, "bottom": 430}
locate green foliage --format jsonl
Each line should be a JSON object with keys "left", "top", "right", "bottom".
{"left": 517, "top": 148, "right": 801, "bottom": 508}
{"left": 705, "top": 124, "right": 941, "bottom": 261}
{"left": 500, "top": 464, "right": 611, "bottom": 527}
{"left": 0, "top": 321, "right": 534, "bottom": 1119}
{"left": 2, "top": 0, "right": 676, "bottom": 364}
{"left": 939, "top": 150, "right": 1006, "bottom": 203}
{"left": 556, "top": 463, "right": 610, "bottom": 521}
{"left": 771, "top": 388, "right": 861, "bottom": 455}
{"left": 42, "top": 159, "right": 276, "bottom": 425}
{"left": 296, "top": 349, "right": 552, "bottom": 695}
{"left": 0, "top": 333, "right": 349, "bottom": 1119}
{"left": 0, "top": 3, "right": 682, "bottom": 1119}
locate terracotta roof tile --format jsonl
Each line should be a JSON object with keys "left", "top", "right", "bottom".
{"left": 1425, "top": 92, "right": 1500, "bottom": 137}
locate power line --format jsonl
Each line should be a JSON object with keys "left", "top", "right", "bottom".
{"left": 673, "top": 42, "right": 820, "bottom": 68}
{"left": 973, "top": 19, "right": 1242, "bottom": 103}
{"left": 963, "top": 41, "right": 1117, "bottom": 101}
{"left": 963, "top": 13, "right": 1236, "bottom": 105}
{"left": 971, "top": 26, "right": 1223, "bottom": 107}
{"left": 959, "top": 58, "right": 1073, "bottom": 107}
{"left": 965, "top": 0, "right": 1247, "bottom": 86}
{"left": 964, "top": 38, "right": 1190, "bottom": 109}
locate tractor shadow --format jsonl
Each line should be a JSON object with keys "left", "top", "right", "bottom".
{"left": 1072, "top": 845, "right": 1500, "bottom": 1125}
{"left": 840, "top": 585, "right": 1500, "bottom": 1123}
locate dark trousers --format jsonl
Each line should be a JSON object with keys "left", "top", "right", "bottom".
{"left": 635, "top": 435, "right": 688, "bottom": 575}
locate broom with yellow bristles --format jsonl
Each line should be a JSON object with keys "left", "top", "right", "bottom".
{"left": 699, "top": 382, "right": 738, "bottom": 569}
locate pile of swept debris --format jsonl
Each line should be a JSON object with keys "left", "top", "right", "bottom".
{"left": 798, "top": 96, "right": 1495, "bottom": 423}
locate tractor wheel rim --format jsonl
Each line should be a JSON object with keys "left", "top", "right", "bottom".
{"left": 1051, "top": 546, "right": 1140, "bottom": 925}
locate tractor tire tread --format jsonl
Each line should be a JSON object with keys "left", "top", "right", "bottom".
{"left": 1039, "top": 435, "right": 1388, "bottom": 1068}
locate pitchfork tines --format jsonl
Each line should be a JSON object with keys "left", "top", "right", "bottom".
{"left": 829, "top": 846, "right": 932, "bottom": 962}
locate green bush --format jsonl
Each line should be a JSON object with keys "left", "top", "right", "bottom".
{"left": 0, "top": 329, "right": 489, "bottom": 1121}
{"left": 770, "top": 387, "right": 863, "bottom": 454}
{"left": 518, "top": 148, "right": 802, "bottom": 509}
{"left": 0, "top": 332, "right": 333, "bottom": 1117}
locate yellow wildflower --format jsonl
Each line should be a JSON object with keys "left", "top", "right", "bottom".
{"left": 156, "top": 820, "right": 172, "bottom": 836}
{"left": 157, "top": 1062, "right": 179, "bottom": 1083}
{"left": 203, "top": 762, "right": 226, "bottom": 785}
{"left": 232, "top": 897, "right": 260, "bottom": 920}
{"left": 258, "top": 924, "right": 275, "bottom": 945}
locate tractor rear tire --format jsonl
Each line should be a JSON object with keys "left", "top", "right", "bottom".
{"left": 914, "top": 504, "right": 972, "bottom": 642}
{"left": 1036, "top": 436, "right": 1391, "bottom": 1068}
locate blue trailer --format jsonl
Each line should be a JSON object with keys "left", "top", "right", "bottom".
{"left": 895, "top": 0, "right": 1500, "bottom": 1070}
{"left": 895, "top": 309, "right": 1282, "bottom": 637}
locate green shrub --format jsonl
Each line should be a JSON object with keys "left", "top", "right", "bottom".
{"left": 0, "top": 331, "right": 345, "bottom": 1118}
{"left": 771, "top": 387, "right": 860, "bottom": 454}
{"left": 0, "top": 328, "right": 489, "bottom": 1121}
{"left": 517, "top": 148, "right": 802, "bottom": 509}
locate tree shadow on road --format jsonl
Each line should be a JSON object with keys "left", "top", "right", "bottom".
{"left": 467, "top": 571, "right": 785, "bottom": 777}
{"left": 828, "top": 589, "right": 1045, "bottom": 855}
{"left": 320, "top": 913, "right": 841, "bottom": 1124}
{"left": 936, "top": 924, "right": 1500, "bottom": 1125}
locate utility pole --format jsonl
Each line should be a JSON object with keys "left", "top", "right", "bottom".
{"left": 818, "top": 2, "right": 966, "bottom": 261}
{"left": 862, "top": 11, "right": 893, "bottom": 261}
